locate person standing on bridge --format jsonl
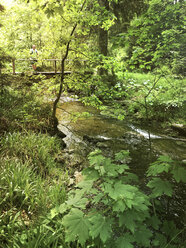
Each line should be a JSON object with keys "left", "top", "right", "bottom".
{"left": 30, "top": 45, "right": 38, "bottom": 71}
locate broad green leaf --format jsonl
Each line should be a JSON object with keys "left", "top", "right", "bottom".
{"left": 92, "top": 192, "right": 104, "bottom": 204}
{"left": 147, "top": 159, "right": 171, "bottom": 176}
{"left": 122, "top": 172, "right": 139, "bottom": 183}
{"left": 76, "top": 179, "right": 94, "bottom": 191}
{"left": 162, "top": 221, "right": 180, "bottom": 238}
{"left": 88, "top": 154, "right": 105, "bottom": 168}
{"left": 83, "top": 168, "right": 99, "bottom": 181}
{"left": 62, "top": 208, "right": 90, "bottom": 245}
{"left": 134, "top": 226, "right": 153, "bottom": 247}
{"left": 104, "top": 181, "right": 137, "bottom": 201}
{"left": 132, "top": 192, "right": 150, "bottom": 211}
{"left": 66, "top": 190, "right": 88, "bottom": 209}
{"left": 171, "top": 167, "right": 186, "bottom": 183}
{"left": 147, "top": 178, "right": 173, "bottom": 197}
{"left": 103, "top": 158, "right": 118, "bottom": 177}
{"left": 119, "top": 209, "right": 148, "bottom": 233}
{"left": 146, "top": 215, "right": 161, "bottom": 230}
{"left": 157, "top": 156, "right": 173, "bottom": 163}
{"left": 89, "top": 213, "right": 113, "bottom": 243}
{"left": 50, "top": 207, "right": 58, "bottom": 219}
{"left": 115, "top": 233, "right": 134, "bottom": 248}
{"left": 117, "top": 164, "right": 130, "bottom": 174}
{"left": 58, "top": 203, "right": 69, "bottom": 214}
{"left": 113, "top": 199, "right": 126, "bottom": 213}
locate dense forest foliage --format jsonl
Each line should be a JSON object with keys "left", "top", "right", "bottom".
{"left": 0, "top": 0, "right": 185, "bottom": 247}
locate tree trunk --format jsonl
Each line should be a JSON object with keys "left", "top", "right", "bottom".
{"left": 52, "top": 0, "right": 87, "bottom": 131}
{"left": 98, "top": 0, "right": 109, "bottom": 76}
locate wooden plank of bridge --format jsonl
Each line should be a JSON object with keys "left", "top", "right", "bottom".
{"left": 33, "top": 71, "right": 71, "bottom": 75}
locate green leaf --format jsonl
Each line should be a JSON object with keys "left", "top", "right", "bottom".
{"left": 58, "top": 203, "right": 69, "bottom": 214}
{"left": 147, "top": 157, "right": 172, "bottom": 176}
{"left": 89, "top": 154, "right": 105, "bottom": 168}
{"left": 147, "top": 178, "right": 173, "bottom": 197}
{"left": 113, "top": 199, "right": 126, "bottom": 213}
{"left": 115, "top": 233, "right": 134, "bottom": 248}
{"left": 66, "top": 190, "right": 88, "bottom": 209}
{"left": 50, "top": 207, "right": 58, "bottom": 219}
{"left": 115, "top": 150, "right": 130, "bottom": 163}
{"left": 122, "top": 172, "right": 139, "bottom": 183}
{"left": 146, "top": 215, "right": 161, "bottom": 230}
{"left": 76, "top": 180, "right": 94, "bottom": 191}
{"left": 134, "top": 226, "right": 153, "bottom": 247}
{"left": 103, "top": 158, "right": 118, "bottom": 177}
{"left": 117, "top": 164, "right": 130, "bottom": 174}
{"left": 92, "top": 192, "right": 104, "bottom": 204}
{"left": 171, "top": 166, "right": 186, "bottom": 183}
{"left": 83, "top": 168, "right": 99, "bottom": 181}
{"left": 104, "top": 181, "right": 137, "bottom": 201}
{"left": 89, "top": 213, "right": 113, "bottom": 243}
{"left": 62, "top": 208, "right": 90, "bottom": 245}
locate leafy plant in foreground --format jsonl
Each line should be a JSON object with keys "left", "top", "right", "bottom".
{"left": 47, "top": 150, "right": 185, "bottom": 247}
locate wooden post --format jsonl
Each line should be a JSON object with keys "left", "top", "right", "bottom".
{"left": 12, "top": 59, "right": 15, "bottom": 75}
{"left": 54, "top": 60, "right": 57, "bottom": 73}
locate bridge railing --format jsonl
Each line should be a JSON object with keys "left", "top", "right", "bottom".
{"left": 11, "top": 58, "right": 75, "bottom": 75}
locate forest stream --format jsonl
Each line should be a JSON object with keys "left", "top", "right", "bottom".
{"left": 56, "top": 95, "right": 186, "bottom": 225}
{"left": 57, "top": 96, "right": 186, "bottom": 168}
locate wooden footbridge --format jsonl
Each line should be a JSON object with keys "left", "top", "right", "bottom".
{"left": 11, "top": 58, "right": 74, "bottom": 75}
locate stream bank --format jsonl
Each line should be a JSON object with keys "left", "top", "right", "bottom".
{"left": 56, "top": 96, "right": 186, "bottom": 171}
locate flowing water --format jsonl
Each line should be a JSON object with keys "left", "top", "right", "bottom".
{"left": 57, "top": 97, "right": 186, "bottom": 225}
{"left": 57, "top": 98, "right": 186, "bottom": 166}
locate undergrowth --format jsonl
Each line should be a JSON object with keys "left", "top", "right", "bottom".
{"left": 0, "top": 75, "right": 53, "bottom": 134}
{"left": 9, "top": 150, "right": 185, "bottom": 248}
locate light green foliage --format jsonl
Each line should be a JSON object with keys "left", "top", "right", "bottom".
{"left": 123, "top": 72, "right": 185, "bottom": 121}
{"left": 0, "top": 132, "right": 67, "bottom": 247}
{"left": 0, "top": 158, "right": 45, "bottom": 212}
{"left": 126, "top": 0, "right": 185, "bottom": 74}
{"left": 147, "top": 155, "right": 173, "bottom": 176}
{"left": 0, "top": 132, "right": 61, "bottom": 175}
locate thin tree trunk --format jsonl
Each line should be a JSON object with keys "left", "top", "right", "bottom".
{"left": 98, "top": 0, "right": 109, "bottom": 76}
{"left": 52, "top": 0, "right": 87, "bottom": 130}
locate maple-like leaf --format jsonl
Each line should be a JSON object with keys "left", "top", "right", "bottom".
{"left": 113, "top": 199, "right": 126, "bottom": 213}
{"left": 104, "top": 181, "right": 137, "bottom": 201}
{"left": 89, "top": 213, "right": 113, "bottom": 243}
{"left": 147, "top": 178, "right": 173, "bottom": 197}
{"left": 171, "top": 166, "right": 186, "bottom": 183}
{"left": 119, "top": 210, "right": 141, "bottom": 233}
{"left": 147, "top": 161, "right": 171, "bottom": 176}
{"left": 66, "top": 190, "right": 88, "bottom": 209}
{"left": 103, "top": 158, "right": 118, "bottom": 177}
{"left": 62, "top": 208, "right": 90, "bottom": 245}
{"left": 83, "top": 167, "right": 99, "bottom": 181}
{"left": 146, "top": 215, "right": 161, "bottom": 230}
{"left": 89, "top": 154, "right": 105, "bottom": 168}
{"left": 134, "top": 226, "right": 153, "bottom": 247}
{"left": 115, "top": 233, "right": 134, "bottom": 248}
{"left": 115, "top": 150, "right": 130, "bottom": 163}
